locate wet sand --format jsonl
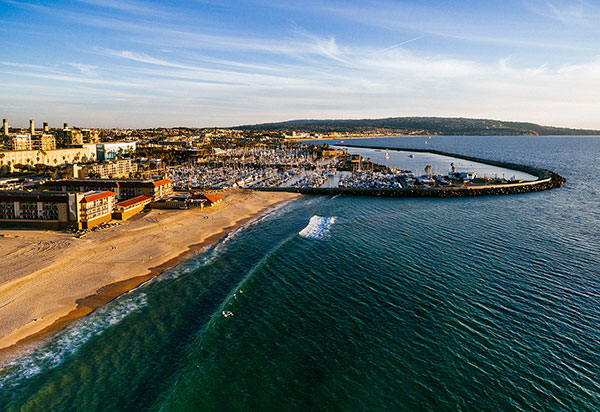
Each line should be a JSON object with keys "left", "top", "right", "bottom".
{"left": 0, "top": 189, "right": 300, "bottom": 358}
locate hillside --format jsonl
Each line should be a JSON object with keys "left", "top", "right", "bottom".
{"left": 234, "top": 117, "right": 600, "bottom": 136}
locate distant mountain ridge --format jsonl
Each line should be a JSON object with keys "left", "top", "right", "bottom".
{"left": 234, "top": 117, "right": 600, "bottom": 136}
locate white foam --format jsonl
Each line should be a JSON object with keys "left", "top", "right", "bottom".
{"left": 0, "top": 293, "right": 147, "bottom": 389}
{"left": 299, "top": 216, "right": 337, "bottom": 239}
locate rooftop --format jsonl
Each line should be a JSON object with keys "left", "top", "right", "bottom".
{"left": 116, "top": 195, "right": 153, "bottom": 208}
{"left": 0, "top": 190, "right": 69, "bottom": 203}
{"left": 81, "top": 191, "right": 117, "bottom": 203}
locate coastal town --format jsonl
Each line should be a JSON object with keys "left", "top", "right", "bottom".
{"left": 1, "top": 117, "right": 554, "bottom": 233}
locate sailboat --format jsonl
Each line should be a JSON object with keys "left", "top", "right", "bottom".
{"left": 385, "top": 149, "right": 390, "bottom": 161}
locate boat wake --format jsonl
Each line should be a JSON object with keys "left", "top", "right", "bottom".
{"left": 299, "top": 216, "right": 337, "bottom": 239}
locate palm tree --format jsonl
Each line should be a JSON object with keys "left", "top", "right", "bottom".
{"left": 425, "top": 164, "right": 432, "bottom": 176}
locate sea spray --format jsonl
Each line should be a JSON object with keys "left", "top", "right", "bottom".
{"left": 299, "top": 216, "right": 337, "bottom": 239}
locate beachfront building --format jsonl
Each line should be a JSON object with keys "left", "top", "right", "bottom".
{"left": 118, "top": 179, "right": 173, "bottom": 200}
{"left": 150, "top": 194, "right": 206, "bottom": 209}
{"left": 119, "top": 179, "right": 173, "bottom": 200}
{"left": 321, "top": 149, "right": 345, "bottom": 158}
{"left": 0, "top": 190, "right": 116, "bottom": 229}
{"left": 112, "top": 195, "right": 152, "bottom": 220}
{"left": 193, "top": 193, "right": 224, "bottom": 206}
{"left": 79, "top": 191, "right": 117, "bottom": 229}
{"left": 42, "top": 178, "right": 173, "bottom": 201}
{"left": 149, "top": 192, "right": 223, "bottom": 210}
{"left": 0, "top": 191, "right": 78, "bottom": 229}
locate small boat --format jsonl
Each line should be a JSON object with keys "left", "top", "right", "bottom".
{"left": 408, "top": 154, "right": 415, "bottom": 158}
{"left": 222, "top": 311, "right": 234, "bottom": 318}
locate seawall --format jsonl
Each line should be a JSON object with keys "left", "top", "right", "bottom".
{"left": 256, "top": 146, "right": 565, "bottom": 198}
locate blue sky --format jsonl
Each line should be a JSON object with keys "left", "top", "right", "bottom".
{"left": 1, "top": 0, "right": 599, "bottom": 128}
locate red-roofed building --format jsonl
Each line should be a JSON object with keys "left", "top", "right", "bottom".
{"left": 113, "top": 178, "right": 173, "bottom": 200}
{"left": 0, "top": 190, "right": 118, "bottom": 230}
{"left": 191, "top": 193, "right": 224, "bottom": 207}
{"left": 112, "top": 195, "right": 152, "bottom": 220}
{"left": 79, "top": 191, "right": 117, "bottom": 229}
{"left": 81, "top": 191, "right": 117, "bottom": 203}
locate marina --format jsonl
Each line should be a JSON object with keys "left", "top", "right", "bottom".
{"left": 167, "top": 143, "right": 562, "bottom": 196}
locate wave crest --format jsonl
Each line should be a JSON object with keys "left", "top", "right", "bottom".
{"left": 299, "top": 216, "right": 337, "bottom": 239}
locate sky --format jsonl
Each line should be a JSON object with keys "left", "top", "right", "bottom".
{"left": 1, "top": 0, "right": 599, "bottom": 129}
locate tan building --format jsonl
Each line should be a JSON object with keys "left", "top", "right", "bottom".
{"left": 32, "top": 134, "right": 57, "bottom": 151}
{"left": 118, "top": 179, "right": 174, "bottom": 200}
{"left": 0, "top": 145, "right": 97, "bottom": 173}
{"left": 8, "top": 134, "right": 32, "bottom": 151}
{"left": 56, "top": 123, "right": 83, "bottom": 146}
{"left": 112, "top": 195, "right": 152, "bottom": 220}
{"left": 79, "top": 191, "right": 117, "bottom": 229}
{"left": 0, "top": 191, "right": 77, "bottom": 229}
{"left": 0, "top": 190, "right": 116, "bottom": 230}
{"left": 73, "top": 159, "right": 138, "bottom": 179}
{"left": 81, "top": 128, "right": 100, "bottom": 144}
{"left": 1, "top": 119, "right": 56, "bottom": 152}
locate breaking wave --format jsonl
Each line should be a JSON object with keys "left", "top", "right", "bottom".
{"left": 0, "top": 293, "right": 148, "bottom": 391}
{"left": 299, "top": 216, "right": 337, "bottom": 239}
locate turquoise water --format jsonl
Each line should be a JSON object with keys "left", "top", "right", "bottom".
{"left": 1, "top": 136, "right": 599, "bottom": 411}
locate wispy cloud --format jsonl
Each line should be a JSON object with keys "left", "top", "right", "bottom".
{"left": 5, "top": 37, "right": 600, "bottom": 128}
{"left": 1, "top": 0, "right": 599, "bottom": 127}
{"left": 66, "top": 63, "right": 97, "bottom": 75}
{"left": 523, "top": 0, "right": 600, "bottom": 26}
{"left": 547, "top": 2, "right": 586, "bottom": 23}
{"left": 77, "top": 0, "right": 163, "bottom": 17}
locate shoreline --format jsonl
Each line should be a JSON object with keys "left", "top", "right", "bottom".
{"left": 0, "top": 191, "right": 300, "bottom": 362}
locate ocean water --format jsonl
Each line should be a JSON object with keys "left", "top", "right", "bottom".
{"left": 1, "top": 136, "right": 599, "bottom": 411}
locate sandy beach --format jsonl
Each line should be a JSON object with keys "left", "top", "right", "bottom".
{"left": 0, "top": 189, "right": 299, "bottom": 356}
